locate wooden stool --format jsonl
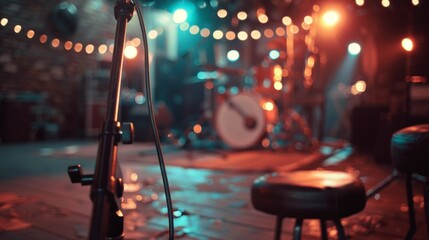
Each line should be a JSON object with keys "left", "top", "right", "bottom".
{"left": 251, "top": 170, "right": 366, "bottom": 240}
{"left": 391, "top": 124, "right": 429, "bottom": 239}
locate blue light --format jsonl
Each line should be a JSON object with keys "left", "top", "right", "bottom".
{"left": 217, "top": 86, "right": 226, "bottom": 94}
{"left": 229, "top": 86, "right": 239, "bottom": 95}
{"left": 269, "top": 50, "right": 280, "bottom": 60}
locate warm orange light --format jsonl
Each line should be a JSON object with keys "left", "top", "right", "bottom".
{"left": 307, "top": 56, "right": 315, "bottom": 68}
{"left": 64, "top": 41, "right": 73, "bottom": 50}
{"left": 200, "top": 28, "right": 210, "bottom": 38}
{"left": 39, "top": 34, "right": 48, "bottom": 44}
{"left": 217, "top": 9, "right": 227, "bottom": 18}
{"left": 273, "top": 65, "right": 282, "bottom": 76}
{"left": 282, "top": 16, "right": 292, "bottom": 26}
{"left": 251, "top": 30, "right": 261, "bottom": 40}
{"left": 264, "top": 29, "right": 274, "bottom": 38}
{"left": 273, "top": 82, "right": 283, "bottom": 91}
{"left": 401, "top": 38, "right": 413, "bottom": 52}
{"left": 381, "top": 0, "right": 390, "bottom": 7}
{"left": 148, "top": 30, "right": 158, "bottom": 39}
{"left": 225, "top": 31, "right": 236, "bottom": 40}
{"left": 304, "top": 68, "right": 312, "bottom": 78}
{"left": 237, "top": 11, "right": 247, "bottom": 20}
{"left": 301, "top": 22, "right": 310, "bottom": 31}
{"left": 258, "top": 14, "right": 269, "bottom": 24}
{"left": 237, "top": 31, "right": 248, "bottom": 41}
{"left": 74, "top": 43, "right": 83, "bottom": 52}
{"left": 189, "top": 25, "right": 199, "bottom": 35}
{"left": 85, "top": 44, "right": 94, "bottom": 54}
{"left": 124, "top": 45, "right": 137, "bottom": 59}
{"left": 51, "top": 38, "right": 60, "bottom": 48}
{"left": 0, "top": 18, "right": 8, "bottom": 26}
{"left": 193, "top": 124, "right": 202, "bottom": 134}
{"left": 26, "top": 30, "right": 35, "bottom": 39}
{"left": 322, "top": 10, "right": 340, "bottom": 27}
{"left": 355, "top": 80, "right": 366, "bottom": 93}
{"left": 356, "top": 0, "right": 365, "bottom": 6}
{"left": 131, "top": 37, "right": 141, "bottom": 47}
{"left": 262, "top": 101, "right": 275, "bottom": 111}
{"left": 130, "top": 172, "right": 138, "bottom": 182}
{"left": 275, "top": 27, "right": 285, "bottom": 36}
{"left": 98, "top": 44, "right": 107, "bottom": 54}
{"left": 290, "top": 25, "right": 299, "bottom": 34}
{"left": 304, "top": 16, "right": 313, "bottom": 25}
{"left": 14, "top": 25, "right": 22, "bottom": 33}
{"left": 213, "top": 30, "right": 223, "bottom": 40}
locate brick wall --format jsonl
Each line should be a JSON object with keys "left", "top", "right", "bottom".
{"left": 0, "top": 0, "right": 117, "bottom": 141}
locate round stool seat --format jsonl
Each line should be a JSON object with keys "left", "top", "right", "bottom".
{"left": 251, "top": 170, "right": 366, "bottom": 220}
{"left": 391, "top": 124, "right": 429, "bottom": 176}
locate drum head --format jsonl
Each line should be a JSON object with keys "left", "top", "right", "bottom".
{"left": 215, "top": 94, "right": 265, "bottom": 149}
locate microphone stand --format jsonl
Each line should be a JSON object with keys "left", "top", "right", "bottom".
{"left": 67, "top": 0, "right": 136, "bottom": 239}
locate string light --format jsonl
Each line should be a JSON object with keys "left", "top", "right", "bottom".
{"left": 74, "top": 43, "right": 83, "bottom": 53}
{"left": 381, "top": 0, "right": 390, "bottom": 7}
{"left": 148, "top": 30, "right": 158, "bottom": 39}
{"left": 264, "top": 29, "right": 274, "bottom": 38}
{"left": 225, "top": 31, "right": 236, "bottom": 40}
{"left": 1, "top": 0, "right": 418, "bottom": 55}
{"left": 0, "top": 18, "right": 8, "bottom": 26}
{"left": 237, "top": 11, "right": 247, "bottom": 20}
{"left": 51, "top": 38, "right": 60, "bottom": 48}
{"left": 251, "top": 30, "right": 261, "bottom": 40}
{"left": 64, "top": 41, "right": 73, "bottom": 50}
{"left": 356, "top": 0, "right": 365, "bottom": 6}
{"left": 14, "top": 24, "right": 22, "bottom": 33}
{"left": 39, "top": 34, "right": 47, "bottom": 44}
{"left": 217, "top": 9, "right": 227, "bottom": 18}
{"left": 282, "top": 16, "right": 292, "bottom": 26}
{"left": 98, "top": 44, "right": 107, "bottom": 54}
{"left": 237, "top": 31, "right": 248, "bottom": 41}
{"left": 189, "top": 25, "right": 200, "bottom": 35}
{"left": 26, "top": 30, "right": 35, "bottom": 39}
{"left": 213, "top": 30, "right": 223, "bottom": 39}
{"left": 85, "top": 44, "right": 95, "bottom": 54}
{"left": 200, "top": 28, "right": 210, "bottom": 37}
{"left": 275, "top": 27, "right": 285, "bottom": 36}
{"left": 179, "top": 22, "right": 189, "bottom": 31}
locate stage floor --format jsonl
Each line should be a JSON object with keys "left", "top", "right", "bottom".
{"left": 0, "top": 139, "right": 427, "bottom": 239}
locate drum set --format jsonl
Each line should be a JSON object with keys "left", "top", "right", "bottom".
{"left": 177, "top": 64, "right": 317, "bottom": 152}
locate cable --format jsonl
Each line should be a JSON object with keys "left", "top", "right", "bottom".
{"left": 133, "top": 1, "right": 175, "bottom": 239}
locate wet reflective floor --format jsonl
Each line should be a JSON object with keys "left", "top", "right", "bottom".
{"left": 0, "top": 140, "right": 427, "bottom": 239}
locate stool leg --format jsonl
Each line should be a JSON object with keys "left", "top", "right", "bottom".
{"left": 424, "top": 181, "right": 429, "bottom": 239}
{"left": 320, "top": 220, "right": 328, "bottom": 240}
{"left": 293, "top": 218, "right": 303, "bottom": 240}
{"left": 405, "top": 173, "right": 416, "bottom": 240}
{"left": 333, "top": 219, "right": 346, "bottom": 240}
{"left": 274, "top": 216, "right": 283, "bottom": 240}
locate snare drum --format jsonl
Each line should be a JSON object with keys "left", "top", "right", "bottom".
{"left": 215, "top": 93, "right": 278, "bottom": 149}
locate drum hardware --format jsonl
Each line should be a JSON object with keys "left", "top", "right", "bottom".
{"left": 227, "top": 99, "right": 257, "bottom": 130}
{"left": 180, "top": 77, "right": 229, "bottom": 156}
{"left": 260, "top": 24, "right": 318, "bottom": 152}
{"left": 215, "top": 93, "right": 279, "bottom": 150}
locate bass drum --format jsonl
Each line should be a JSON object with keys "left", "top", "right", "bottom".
{"left": 215, "top": 93, "right": 278, "bottom": 149}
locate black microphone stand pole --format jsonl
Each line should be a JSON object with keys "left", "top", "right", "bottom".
{"left": 67, "top": 0, "right": 136, "bottom": 239}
